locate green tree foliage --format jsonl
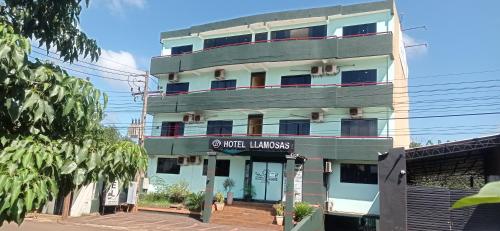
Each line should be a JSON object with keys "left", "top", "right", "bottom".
{"left": 0, "top": 1, "right": 147, "bottom": 225}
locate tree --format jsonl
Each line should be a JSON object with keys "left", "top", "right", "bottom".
{"left": 0, "top": 1, "right": 147, "bottom": 225}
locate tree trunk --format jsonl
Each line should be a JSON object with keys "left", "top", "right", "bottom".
{"left": 61, "top": 191, "right": 72, "bottom": 219}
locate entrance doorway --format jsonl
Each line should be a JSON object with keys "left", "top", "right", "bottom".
{"left": 251, "top": 72, "right": 266, "bottom": 88}
{"left": 252, "top": 162, "right": 284, "bottom": 201}
{"left": 247, "top": 114, "right": 263, "bottom": 136}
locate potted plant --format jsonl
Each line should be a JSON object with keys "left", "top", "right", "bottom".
{"left": 294, "top": 202, "right": 313, "bottom": 222}
{"left": 223, "top": 178, "right": 235, "bottom": 205}
{"left": 214, "top": 192, "right": 225, "bottom": 211}
{"left": 273, "top": 202, "right": 284, "bottom": 226}
{"left": 243, "top": 184, "right": 256, "bottom": 201}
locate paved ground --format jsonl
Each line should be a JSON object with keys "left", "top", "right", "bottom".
{"left": 0, "top": 212, "right": 274, "bottom": 231}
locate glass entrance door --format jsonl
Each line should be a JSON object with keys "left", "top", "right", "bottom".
{"left": 252, "top": 162, "right": 283, "bottom": 201}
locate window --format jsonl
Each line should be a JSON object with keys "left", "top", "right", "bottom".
{"left": 211, "top": 80, "right": 237, "bottom": 90}
{"left": 279, "top": 120, "right": 310, "bottom": 136}
{"left": 271, "top": 25, "right": 327, "bottom": 40}
{"left": 255, "top": 32, "right": 268, "bottom": 42}
{"left": 202, "top": 159, "right": 230, "bottom": 177}
{"left": 161, "top": 122, "right": 185, "bottom": 137}
{"left": 204, "top": 34, "right": 252, "bottom": 49}
{"left": 207, "top": 120, "right": 233, "bottom": 135}
{"left": 171, "top": 45, "right": 193, "bottom": 55}
{"left": 340, "top": 163, "right": 378, "bottom": 184}
{"left": 341, "top": 69, "right": 377, "bottom": 86}
{"left": 281, "top": 75, "right": 311, "bottom": 87}
{"left": 166, "top": 82, "right": 189, "bottom": 94}
{"left": 343, "top": 23, "right": 377, "bottom": 37}
{"left": 341, "top": 119, "right": 377, "bottom": 137}
{"left": 156, "top": 158, "right": 181, "bottom": 174}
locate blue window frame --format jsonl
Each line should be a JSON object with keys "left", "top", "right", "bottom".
{"left": 202, "top": 159, "right": 230, "bottom": 177}
{"left": 211, "top": 80, "right": 237, "bottom": 90}
{"left": 161, "top": 122, "right": 185, "bottom": 137}
{"left": 341, "top": 119, "right": 377, "bottom": 137}
{"left": 340, "top": 163, "right": 378, "bottom": 184}
{"left": 342, "top": 23, "right": 377, "bottom": 37}
{"left": 171, "top": 45, "right": 193, "bottom": 55}
{"left": 204, "top": 34, "right": 252, "bottom": 49}
{"left": 166, "top": 82, "right": 189, "bottom": 94}
{"left": 281, "top": 75, "right": 311, "bottom": 87}
{"left": 341, "top": 69, "right": 377, "bottom": 86}
{"left": 279, "top": 120, "right": 310, "bottom": 136}
{"left": 207, "top": 121, "right": 233, "bottom": 136}
{"left": 271, "top": 25, "right": 327, "bottom": 40}
{"left": 255, "top": 32, "right": 268, "bottom": 42}
{"left": 156, "top": 158, "right": 181, "bottom": 174}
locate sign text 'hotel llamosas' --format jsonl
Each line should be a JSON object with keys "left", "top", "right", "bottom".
{"left": 209, "top": 138, "right": 294, "bottom": 152}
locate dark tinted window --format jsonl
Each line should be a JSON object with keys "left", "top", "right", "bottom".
{"left": 161, "top": 122, "right": 185, "bottom": 137}
{"left": 203, "top": 159, "right": 230, "bottom": 177}
{"left": 166, "top": 82, "right": 189, "bottom": 94}
{"left": 341, "top": 119, "right": 377, "bottom": 137}
{"left": 171, "top": 45, "right": 193, "bottom": 55}
{"left": 341, "top": 70, "right": 377, "bottom": 86}
{"left": 211, "top": 80, "right": 237, "bottom": 90}
{"left": 271, "top": 25, "right": 327, "bottom": 40}
{"left": 157, "top": 158, "right": 181, "bottom": 174}
{"left": 340, "top": 163, "right": 378, "bottom": 184}
{"left": 279, "top": 120, "right": 310, "bottom": 135}
{"left": 255, "top": 32, "right": 268, "bottom": 42}
{"left": 204, "top": 34, "right": 252, "bottom": 49}
{"left": 343, "top": 23, "right": 377, "bottom": 37}
{"left": 207, "top": 121, "right": 233, "bottom": 135}
{"left": 281, "top": 75, "right": 311, "bottom": 87}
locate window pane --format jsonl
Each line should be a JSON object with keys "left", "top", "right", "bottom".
{"left": 341, "top": 69, "right": 377, "bottom": 86}
{"left": 341, "top": 119, "right": 377, "bottom": 136}
{"left": 255, "top": 32, "right": 268, "bottom": 42}
{"left": 166, "top": 82, "right": 189, "bottom": 94}
{"left": 309, "top": 25, "right": 327, "bottom": 38}
{"left": 281, "top": 75, "right": 311, "bottom": 87}
{"left": 161, "top": 122, "right": 185, "bottom": 136}
{"left": 279, "top": 120, "right": 310, "bottom": 135}
{"left": 204, "top": 34, "right": 252, "bottom": 49}
{"left": 290, "top": 28, "right": 309, "bottom": 39}
{"left": 211, "top": 80, "right": 237, "bottom": 90}
{"left": 207, "top": 121, "right": 233, "bottom": 135}
{"left": 343, "top": 23, "right": 377, "bottom": 37}
{"left": 340, "top": 163, "right": 378, "bottom": 184}
{"left": 157, "top": 158, "right": 181, "bottom": 174}
{"left": 271, "top": 25, "right": 327, "bottom": 40}
{"left": 171, "top": 45, "right": 193, "bottom": 55}
{"left": 203, "top": 159, "right": 230, "bottom": 177}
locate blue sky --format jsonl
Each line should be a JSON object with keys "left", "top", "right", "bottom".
{"left": 60, "top": 0, "right": 500, "bottom": 143}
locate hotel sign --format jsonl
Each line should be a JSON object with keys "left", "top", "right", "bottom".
{"left": 209, "top": 138, "right": 294, "bottom": 153}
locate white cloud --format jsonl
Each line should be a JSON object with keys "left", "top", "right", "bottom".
{"left": 403, "top": 33, "right": 428, "bottom": 58}
{"left": 101, "top": 0, "right": 146, "bottom": 14}
{"left": 97, "top": 49, "right": 144, "bottom": 90}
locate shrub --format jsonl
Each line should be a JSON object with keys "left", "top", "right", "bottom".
{"left": 223, "top": 178, "right": 235, "bottom": 193}
{"left": 184, "top": 191, "right": 205, "bottom": 212}
{"left": 138, "top": 193, "right": 170, "bottom": 208}
{"left": 273, "top": 202, "right": 284, "bottom": 216}
{"left": 166, "top": 181, "right": 190, "bottom": 203}
{"left": 215, "top": 192, "right": 224, "bottom": 203}
{"left": 294, "top": 202, "right": 313, "bottom": 222}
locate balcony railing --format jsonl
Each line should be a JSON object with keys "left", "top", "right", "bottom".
{"left": 145, "top": 134, "right": 391, "bottom": 139}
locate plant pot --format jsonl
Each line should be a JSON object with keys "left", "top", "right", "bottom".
{"left": 226, "top": 192, "right": 234, "bottom": 205}
{"left": 215, "top": 202, "right": 225, "bottom": 211}
{"left": 275, "top": 215, "right": 284, "bottom": 226}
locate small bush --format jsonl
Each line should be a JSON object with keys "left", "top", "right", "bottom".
{"left": 184, "top": 191, "right": 205, "bottom": 212}
{"left": 273, "top": 202, "right": 284, "bottom": 216}
{"left": 294, "top": 202, "right": 313, "bottom": 222}
{"left": 223, "top": 178, "right": 235, "bottom": 193}
{"left": 214, "top": 192, "right": 224, "bottom": 203}
{"left": 166, "top": 181, "right": 190, "bottom": 203}
{"left": 138, "top": 193, "right": 170, "bottom": 208}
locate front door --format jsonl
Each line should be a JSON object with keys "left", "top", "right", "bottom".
{"left": 252, "top": 162, "right": 283, "bottom": 201}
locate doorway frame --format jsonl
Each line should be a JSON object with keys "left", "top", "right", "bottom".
{"left": 248, "top": 158, "right": 285, "bottom": 203}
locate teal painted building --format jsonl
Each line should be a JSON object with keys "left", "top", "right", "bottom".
{"left": 145, "top": 0, "right": 409, "bottom": 230}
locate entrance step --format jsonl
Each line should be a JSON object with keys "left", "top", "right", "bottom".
{"left": 211, "top": 201, "right": 283, "bottom": 231}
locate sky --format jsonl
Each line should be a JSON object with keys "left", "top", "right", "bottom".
{"left": 47, "top": 0, "right": 500, "bottom": 143}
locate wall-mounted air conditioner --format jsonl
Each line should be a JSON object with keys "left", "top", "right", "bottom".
{"left": 325, "top": 200, "right": 334, "bottom": 212}
{"left": 349, "top": 107, "right": 363, "bottom": 118}
{"left": 183, "top": 114, "right": 193, "bottom": 123}
{"left": 168, "top": 73, "right": 179, "bottom": 82}
{"left": 324, "top": 161, "right": 332, "bottom": 173}
{"left": 324, "top": 64, "right": 339, "bottom": 75}
{"left": 177, "top": 157, "right": 188, "bottom": 165}
{"left": 193, "top": 114, "right": 204, "bottom": 123}
{"left": 311, "top": 112, "right": 324, "bottom": 123}
{"left": 311, "top": 66, "right": 323, "bottom": 76}
{"left": 187, "top": 156, "right": 202, "bottom": 165}
{"left": 214, "top": 69, "right": 225, "bottom": 80}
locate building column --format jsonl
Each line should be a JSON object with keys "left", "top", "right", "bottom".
{"left": 202, "top": 152, "right": 217, "bottom": 223}
{"left": 284, "top": 155, "right": 296, "bottom": 231}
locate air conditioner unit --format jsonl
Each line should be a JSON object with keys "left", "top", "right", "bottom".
{"left": 311, "top": 66, "right": 323, "bottom": 76}
{"left": 324, "top": 64, "right": 339, "bottom": 75}
{"left": 214, "top": 69, "right": 225, "bottom": 80}
{"left": 193, "top": 114, "right": 204, "bottom": 123}
{"left": 311, "top": 112, "right": 324, "bottom": 123}
{"left": 177, "top": 157, "right": 188, "bottom": 165}
{"left": 349, "top": 107, "right": 363, "bottom": 118}
{"left": 168, "top": 73, "right": 179, "bottom": 82}
{"left": 182, "top": 114, "right": 193, "bottom": 123}
{"left": 188, "top": 156, "right": 202, "bottom": 165}
{"left": 324, "top": 161, "right": 332, "bottom": 173}
{"left": 325, "top": 200, "right": 334, "bottom": 212}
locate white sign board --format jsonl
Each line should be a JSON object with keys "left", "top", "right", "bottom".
{"left": 104, "top": 181, "right": 120, "bottom": 206}
{"left": 294, "top": 164, "right": 303, "bottom": 203}
{"left": 127, "top": 182, "right": 138, "bottom": 204}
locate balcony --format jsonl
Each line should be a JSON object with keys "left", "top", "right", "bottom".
{"left": 144, "top": 135, "right": 393, "bottom": 161}
{"left": 147, "top": 83, "right": 393, "bottom": 114}
{"left": 150, "top": 32, "right": 393, "bottom": 75}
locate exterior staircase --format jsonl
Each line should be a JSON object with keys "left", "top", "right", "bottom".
{"left": 211, "top": 201, "right": 283, "bottom": 230}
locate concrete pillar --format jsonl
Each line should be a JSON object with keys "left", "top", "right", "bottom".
{"left": 202, "top": 152, "right": 217, "bottom": 223}
{"left": 284, "top": 155, "right": 296, "bottom": 231}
